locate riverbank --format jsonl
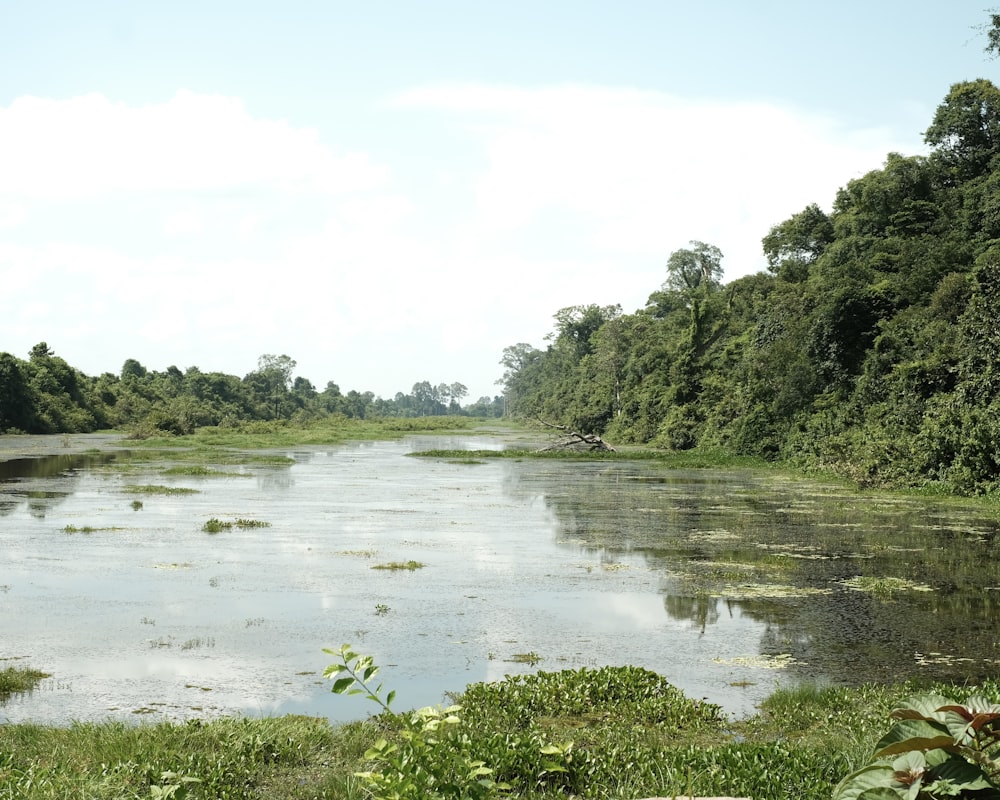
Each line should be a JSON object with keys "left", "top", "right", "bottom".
{"left": 0, "top": 668, "right": 929, "bottom": 800}
{"left": 0, "top": 431, "right": 129, "bottom": 462}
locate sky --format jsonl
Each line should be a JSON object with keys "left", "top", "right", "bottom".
{"left": 1, "top": 1, "right": 997, "bottom": 401}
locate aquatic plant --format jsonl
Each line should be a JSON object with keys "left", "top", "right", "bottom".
{"left": 202, "top": 518, "right": 231, "bottom": 533}
{"left": 202, "top": 517, "right": 270, "bottom": 533}
{"left": 0, "top": 666, "right": 49, "bottom": 697}
{"left": 123, "top": 484, "right": 199, "bottom": 495}
{"left": 371, "top": 560, "right": 426, "bottom": 571}
{"left": 506, "top": 652, "right": 543, "bottom": 666}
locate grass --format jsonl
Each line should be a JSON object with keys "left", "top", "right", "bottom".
{"left": 161, "top": 465, "right": 251, "bottom": 477}
{"left": 122, "top": 484, "right": 199, "bottom": 495}
{"left": 408, "top": 446, "right": 771, "bottom": 469}
{"left": 202, "top": 517, "right": 271, "bottom": 533}
{"left": 62, "top": 525, "right": 126, "bottom": 534}
{"left": 371, "top": 560, "right": 426, "bottom": 571}
{"left": 1, "top": 669, "right": 997, "bottom": 799}
{"left": 0, "top": 666, "right": 49, "bottom": 697}
{"left": 131, "top": 416, "right": 475, "bottom": 452}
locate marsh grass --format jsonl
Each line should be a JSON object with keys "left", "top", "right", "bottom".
{"left": 371, "top": 560, "right": 426, "bottom": 571}
{"left": 3, "top": 670, "right": 997, "bottom": 800}
{"left": 203, "top": 517, "right": 271, "bottom": 533}
{"left": 0, "top": 714, "right": 372, "bottom": 800}
{"left": 62, "top": 525, "right": 126, "bottom": 534}
{"left": 0, "top": 666, "right": 50, "bottom": 697}
{"left": 123, "top": 484, "right": 199, "bottom": 495}
{"left": 161, "top": 465, "right": 251, "bottom": 477}
{"left": 133, "top": 417, "right": 474, "bottom": 453}
{"left": 839, "top": 575, "right": 934, "bottom": 597}
{"left": 408, "top": 447, "right": 771, "bottom": 469}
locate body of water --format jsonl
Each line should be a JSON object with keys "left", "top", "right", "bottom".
{"left": 2, "top": 434, "right": 998, "bottom": 725}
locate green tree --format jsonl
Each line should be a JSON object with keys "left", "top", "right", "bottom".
{"left": 244, "top": 354, "right": 297, "bottom": 419}
{"left": 0, "top": 353, "right": 36, "bottom": 432}
{"left": 762, "top": 203, "right": 834, "bottom": 282}
{"left": 664, "top": 241, "right": 724, "bottom": 295}
{"left": 925, "top": 79, "right": 1000, "bottom": 180}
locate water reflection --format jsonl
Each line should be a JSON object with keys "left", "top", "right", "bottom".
{"left": 515, "top": 461, "right": 1000, "bottom": 686}
{"left": 3, "top": 436, "right": 1000, "bottom": 728}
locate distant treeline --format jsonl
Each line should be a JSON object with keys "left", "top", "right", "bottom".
{"left": 500, "top": 78, "right": 1000, "bottom": 495}
{"left": 0, "top": 347, "right": 504, "bottom": 436}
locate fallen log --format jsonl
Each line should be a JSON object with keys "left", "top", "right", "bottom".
{"left": 533, "top": 418, "right": 616, "bottom": 452}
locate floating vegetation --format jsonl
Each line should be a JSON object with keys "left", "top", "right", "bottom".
{"left": 202, "top": 517, "right": 271, "bottom": 533}
{"left": 840, "top": 576, "right": 934, "bottom": 596}
{"left": 152, "top": 562, "right": 193, "bottom": 570}
{"left": 914, "top": 651, "right": 1000, "bottom": 666}
{"left": 371, "top": 560, "right": 426, "bottom": 571}
{"left": 130, "top": 500, "right": 143, "bottom": 510}
{"left": 687, "top": 528, "right": 740, "bottom": 542}
{"left": 162, "top": 465, "right": 250, "bottom": 477}
{"left": 180, "top": 637, "right": 215, "bottom": 651}
{"left": 0, "top": 666, "right": 50, "bottom": 697}
{"left": 506, "top": 651, "right": 543, "bottom": 665}
{"left": 713, "top": 653, "right": 798, "bottom": 670}
{"left": 123, "top": 484, "right": 199, "bottom": 495}
{"left": 63, "top": 525, "right": 126, "bottom": 534}
{"left": 374, "top": 603, "right": 390, "bottom": 616}
{"left": 339, "top": 549, "right": 377, "bottom": 558}
{"left": 710, "top": 583, "right": 833, "bottom": 600}
{"left": 234, "top": 518, "right": 270, "bottom": 528}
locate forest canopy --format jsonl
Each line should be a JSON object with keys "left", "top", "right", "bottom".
{"left": 0, "top": 347, "right": 504, "bottom": 436}
{"left": 499, "top": 76, "right": 1000, "bottom": 495}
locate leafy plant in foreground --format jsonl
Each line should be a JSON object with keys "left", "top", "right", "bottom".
{"left": 833, "top": 693, "right": 1000, "bottom": 799}
{"left": 324, "top": 644, "right": 512, "bottom": 799}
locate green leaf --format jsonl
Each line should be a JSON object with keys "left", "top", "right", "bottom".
{"left": 856, "top": 789, "right": 907, "bottom": 800}
{"left": 833, "top": 763, "right": 901, "bottom": 800}
{"left": 874, "top": 719, "right": 956, "bottom": 756}
{"left": 891, "top": 694, "right": 955, "bottom": 721}
{"left": 330, "top": 676, "right": 355, "bottom": 695}
{"left": 931, "top": 755, "right": 998, "bottom": 792}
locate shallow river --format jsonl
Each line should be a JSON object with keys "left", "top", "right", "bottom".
{"left": 2, "top": 433, "right": 999, "bottom": 725}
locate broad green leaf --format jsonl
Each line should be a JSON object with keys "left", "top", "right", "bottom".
{"left": 330, "top": 677, "right": 355, "bottom": 695}
{"left": 833, "top": 764, "right": 901, "bottom": 800}
{"left": 891, "top": 695, "right": 955, "bottom": 721}
{"left": 856, "top": 789, "right": 907, "bottom": 799}
{"left": 874, "top": 719, "right": 955, "bottom": 756}
{"left": 931, "top": 755, "right": 998, "bottom": 792}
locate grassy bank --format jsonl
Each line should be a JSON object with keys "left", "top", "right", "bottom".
{"left": 3, "top": 661, "right": 993, "bottom": 800}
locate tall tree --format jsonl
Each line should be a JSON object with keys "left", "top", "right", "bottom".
{"left": 664, "top": 241, "right": 724, "bottom": 295}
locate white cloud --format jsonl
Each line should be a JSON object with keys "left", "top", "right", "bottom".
{"left": 394, "top": 83, "right": 925, "bottom": 279}
{"left": 0, "top": 84, "right": 929, "bottom": 397}
{"left": 0, "top": 203, "right": 26, "bottom": 230}
{"left": 0, "top": 91, "right": 390, "bottom": 200}
{"left": 163, "top": 210, "right": 203, "bottom": 237}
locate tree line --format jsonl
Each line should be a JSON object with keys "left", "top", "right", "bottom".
{"left": 500, "top": 75, "right": 1000, "bottom": 495}
{"left": 0, "top": 346, "right": 504, "bottom": 436}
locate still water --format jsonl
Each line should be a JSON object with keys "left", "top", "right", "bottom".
{"left": 2, "top": 434, "right": 999, "bottom": 725}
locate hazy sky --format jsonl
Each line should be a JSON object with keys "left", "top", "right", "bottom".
{"left": 1, "top": 2, "right": 996, "bottom": 399}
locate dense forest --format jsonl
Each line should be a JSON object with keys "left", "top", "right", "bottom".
{"left": 9, "top": 59, "right": 1000, "bottom": 498}
{"left": 0, "top": 346, "right": 504, "bottom": 436}
{"left": 500, "top": 74, "right": 1000, "bottom": 495}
